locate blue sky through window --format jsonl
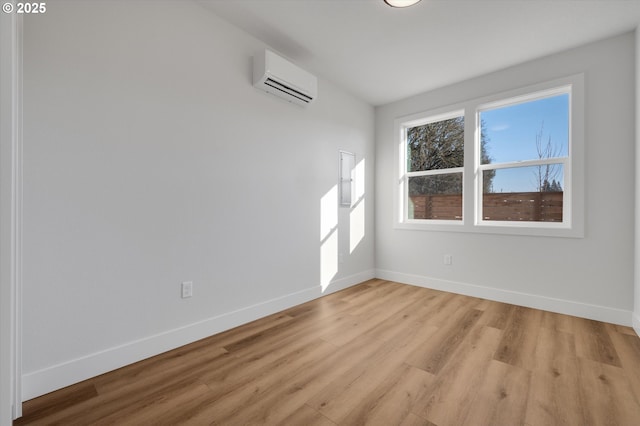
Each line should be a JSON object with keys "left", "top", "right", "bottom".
{"left": 481, "top": 93, "right": 569, "bottom": 192}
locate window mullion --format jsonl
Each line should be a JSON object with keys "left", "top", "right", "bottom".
{"left": 406, "top": 167, "right": 464, "bottom": 178}
{"left": 478, "top": 157, "right": 569, "bottom": 171}
{"left": 465, "top": 105, "right": 477, "bottom": 227}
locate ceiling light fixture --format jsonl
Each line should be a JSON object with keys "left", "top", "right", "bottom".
{"left": 384, "top": 0, "right": 422, "bottom": 7}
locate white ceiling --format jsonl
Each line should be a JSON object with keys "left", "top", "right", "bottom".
{"left": 199, "top": 0, "right": 640, "bottom": 106}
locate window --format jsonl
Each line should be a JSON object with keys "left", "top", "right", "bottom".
{"left": 478, "top": 90, "right": 569, "bottom": 224}
{"left": 395, "top": 75, "right": 584, "bottom": 237}
{"left": 405, "top": 112, "right": 464, "bottom": 221}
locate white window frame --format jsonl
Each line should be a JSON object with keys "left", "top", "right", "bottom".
{"left": 394, "top": 74, "right": 584, "bottom": 238}
{"left": 400, "top": 109, "right": 465, "bottom": 225}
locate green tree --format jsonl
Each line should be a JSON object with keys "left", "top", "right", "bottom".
{"left": 480, "top": 121, "right": 495, "bottom": 193}
{"left": 542, "top": 179, "right": 562, "bottom": 192}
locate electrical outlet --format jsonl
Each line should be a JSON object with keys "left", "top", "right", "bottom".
{"left": 444, "top": 254, "right": 453, "bottom": 266}
{"left": 181, "top": 281, "right": 193, "bottom": 298}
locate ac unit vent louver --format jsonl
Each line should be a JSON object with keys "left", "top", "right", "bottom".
{"left": 253, "top": 49, "right": 317, "bottom": 106}
{"left": 264, "top": 78, "right": 313, "bottom": 104}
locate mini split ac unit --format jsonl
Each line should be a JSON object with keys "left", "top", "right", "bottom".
{"left": 253, "top": 49, "right": 317, "bottom": 106}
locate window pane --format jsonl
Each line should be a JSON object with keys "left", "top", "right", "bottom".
{"left": 408, "top": 174, "right": 462, "bottom": 220}
{"left": 480, "top": 93, "right": 568, "bottom": 165}
{"left": 407, "top": 116, "right": 464, "bottom": 172}
{"left": 482, "top": 165, "right": 563, "bottom": 222}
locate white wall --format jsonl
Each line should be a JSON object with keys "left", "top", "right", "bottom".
{"left": 376, "top": 32, "right": 636, "bottom": 325}
{"left": 635, "top": 28, "right": 640, "bottom": 335}
{"left": 0, "top": 11, "right": 11, "bottom": 424}
{"left": 1, "top": 5, "right": 19, "bottom": 423}
{"left": 21, "top": 0, "right": 375, "bottom": 400}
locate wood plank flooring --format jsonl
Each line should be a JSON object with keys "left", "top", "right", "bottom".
{"left": 14, "top": 279, "right": 640, "bottom": 425}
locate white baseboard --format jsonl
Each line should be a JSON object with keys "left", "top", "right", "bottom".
{"left": 633, "top": 312, "right": 640, "bottom": 337}
{"left": 22, "top": 269, "right": 375, "bottom": 401}
{"left": 376, "top": 269, "right": 633, "bottom": 327}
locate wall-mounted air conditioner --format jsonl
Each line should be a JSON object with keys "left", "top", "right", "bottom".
{"left": 253, "top": 49, "right": 317, "bottom": 106}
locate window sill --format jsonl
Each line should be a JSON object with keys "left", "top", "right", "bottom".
{"left": 394, "top": 220, "right": 584, "bottom": 238}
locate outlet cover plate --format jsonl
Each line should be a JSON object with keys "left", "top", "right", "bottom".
{"left": 181, "top": 281, "right": 193, "bottom": 298}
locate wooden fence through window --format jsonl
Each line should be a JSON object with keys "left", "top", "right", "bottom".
{"left": 410, "top": 192, "right": 563, "bottom": 222}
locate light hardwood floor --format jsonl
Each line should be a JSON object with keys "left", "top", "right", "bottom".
{"left": 15, "top": 279, "right": 640, "bottom": 425}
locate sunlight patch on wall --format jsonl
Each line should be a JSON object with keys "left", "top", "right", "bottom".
{"left": 354, "top": 158, "right": 365, "bottom": 201}
{"left": 350, "top": 158, "right": 366, "bottom": 253}
{"left": 350, "top": 200, "right": 365, "bottom": 254}
{"left": 320, "top": 185, "right": 338, "bottom": 292}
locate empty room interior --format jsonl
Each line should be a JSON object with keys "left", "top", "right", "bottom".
{"left": 3, "top": 0, "right": 640, "bottom": 424}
